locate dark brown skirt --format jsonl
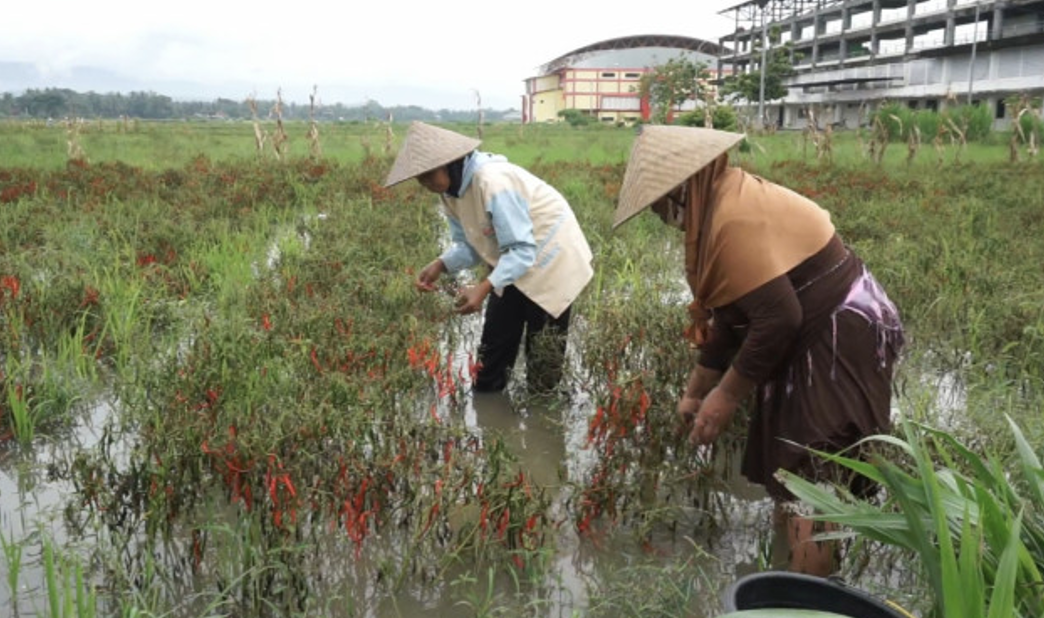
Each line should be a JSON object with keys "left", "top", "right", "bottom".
{"left": 741, "top": 306, "right": 901, "bottom": 501}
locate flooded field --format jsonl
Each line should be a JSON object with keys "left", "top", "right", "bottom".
{"left": 2, "top": 122, "right": 1043, "bottom": 617}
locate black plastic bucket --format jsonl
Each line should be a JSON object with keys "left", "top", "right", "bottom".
{"left": 723, "top": 572, "right": 909, "bottom": 618}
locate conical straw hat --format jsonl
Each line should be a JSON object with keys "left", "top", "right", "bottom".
{"left": 383, "top": 121, "right": 482, "bottom": 188}
{"left": 613, "top": 126, "right": 745, "bottom": 229}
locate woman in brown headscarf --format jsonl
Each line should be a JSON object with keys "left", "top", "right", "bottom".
{"left": 614, "top": 126, "right": 904, "bottom": 576}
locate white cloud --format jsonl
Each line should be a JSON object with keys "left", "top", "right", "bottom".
{"left": 2, "top": 0, "right": 738, "bottom": 109}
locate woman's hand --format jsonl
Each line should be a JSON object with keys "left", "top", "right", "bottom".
{"left": 454, "top": 280, "right": 493, "bottom": 315}
{"left": 415, "top": 260, "right": 445, "bottom": 292}
{"left": 677, "top": 365, "right": 721, "bottom": 427}
{"left": 687, "top": 368, "right": 755, "bottom": 445}
{"left": 689, "top": 387, "right": 738, "bottom": 445}
{"left": 677, "top": 393, "right": 702, "bottom": 437}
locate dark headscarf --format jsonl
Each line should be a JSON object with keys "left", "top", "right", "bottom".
{"left": 445, "top": 156, "right": 468, "bottom": 198}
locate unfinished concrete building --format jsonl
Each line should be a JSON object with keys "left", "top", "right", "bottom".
{"left": 718, "top": 0, "right": 1044, "bottom": 129}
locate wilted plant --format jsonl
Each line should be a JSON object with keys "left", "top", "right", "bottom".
{"left": 307, "top": 85, "right": 322, "bottom": 160}
{"left": 802, "top": 106, "right": 833, "bottom": 162}
{"left": 943, "top": 116, "right": 968, "bottom": 164}
{"left": 869, "top": 107, "right": 900, "bottom": 165}
{"left": 933, "top": 123, "right": 947, "bottom": 165}
{"left": 247, "top": 96, "right": 267, "bottom": 156}
{"left": 820, "top": 123, "right": 834, "bottom": 163}
{"left": 1010, "top": 93, "right": 1041, "bottom": 162}
{"left": 384, "top": 112, "right": 395, "bottom": 156}
{"left": 802, "top": 105, "right": 819, "bottom": 158}
{"left": 474, "top": 89, "right": 485, "bottom": 140}
{"left": 269, "top": 89, "right": 289, "bottom": 161}
{"left": 907, "top": 124, "right": 922, "bottom": 163}
{"left": 66, "top": 117, "right": 87, "bottom": 163}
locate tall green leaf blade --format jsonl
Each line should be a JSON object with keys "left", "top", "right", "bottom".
{"left": 1006, "top": 415, "right": 1044, "bottom": 507}
{"left": 986, "top": 511, "right": 1023, "bottom": 618}
{"left": 958, "top": 504, "right": 985, "bottom": 616}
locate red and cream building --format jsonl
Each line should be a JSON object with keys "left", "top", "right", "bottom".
{"left": 523, "top": 34, "right": 731, "bottom": 125}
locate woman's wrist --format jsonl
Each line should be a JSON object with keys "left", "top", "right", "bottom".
{"left": 686, "top": 365, "right": 721, "bottom": 399}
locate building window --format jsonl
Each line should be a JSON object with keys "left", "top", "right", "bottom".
{"left": 907, "top": 100, "right": 918, "bottom": 109}
{"left": 925, "top": 100, "right": 938, "bottom": 112}
{"left": 996, "top": 99, "right": 1006, "bottom": 119}
{"left": 624, "top": 72, "right": 641, "bottom": 78}
{"left": 601, "top": 72, "right": 616, "bottom": 78}
{"left": 601, "top": 116, "right": 615, "bottom": 122}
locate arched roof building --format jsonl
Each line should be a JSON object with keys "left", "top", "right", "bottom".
{"left": 523, "top": 34, "right": 730, "bottom": 124}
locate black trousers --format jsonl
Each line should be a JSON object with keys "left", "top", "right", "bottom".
{"left": 472, "top": 285, "right": 571, "bottom": 394}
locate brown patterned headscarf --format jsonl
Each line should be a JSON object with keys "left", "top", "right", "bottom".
{"left": 683, "top": 155, "right": 836, "bottom": 345}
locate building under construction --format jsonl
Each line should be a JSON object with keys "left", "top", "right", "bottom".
{"left": 717, "top": 0, "right": 1044, "bottom": 129}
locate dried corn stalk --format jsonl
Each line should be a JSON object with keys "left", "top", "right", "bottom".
{"left": 943, "top": 116, "right": 967, "bottom": 164}
{"left": 474, "top": 90, "right": 484, "bottom": 140}
{"left": 384, "top": 112, "right": 395, "bottom": 156}
{"left": 248, "top": 96, "right": 268, "bottom": 156}
{"left": 270, "top": 89, "right": 289, "bottom": 162}
{"left": 307, "top": 86, "right": 322, "bottom": 160}
{"left": 65, "top": 118, "right": 87, "bottom": 162}
{"left": 906, "top": 125, "right": 921, "bottom": 163}
{"left": 1010, "top": 94, "right": 1040, "bottom": 161}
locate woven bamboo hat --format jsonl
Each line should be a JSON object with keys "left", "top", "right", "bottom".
{"left": 613, "top": 125, "right": 745, "bottom": 229}
{"left": 383, "top": 121, "right": 482, "bottom": 188}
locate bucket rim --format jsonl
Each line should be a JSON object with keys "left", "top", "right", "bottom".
{"left": 722, "top": 570, "right": 908, "bottom": 618}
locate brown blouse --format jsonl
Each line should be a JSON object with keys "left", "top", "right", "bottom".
{"left": 697, "top": 234, "right": 857, "bottom": 383}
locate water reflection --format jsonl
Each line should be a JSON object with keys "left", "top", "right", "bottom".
{"left": 0, "top": 362, "right": 951, "bottom": 616}
{"left": 0, "top": 399, "right": 113, "bottom": 613}
{"left": 469, "top": 391, "right": 565, "bottom": 489}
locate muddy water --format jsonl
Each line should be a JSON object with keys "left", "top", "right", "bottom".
{"left": 0, "top": 311, "right": 929, "bottom": 617}
{"left": 0, "top": 384, "right": 777, "bottom": 616}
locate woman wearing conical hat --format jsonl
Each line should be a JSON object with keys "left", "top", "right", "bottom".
{"left": 614, "top": 126, "right": 904, "bottom": 576}
{"left": 385, "top": 121, "right": 593, "bottom": 396}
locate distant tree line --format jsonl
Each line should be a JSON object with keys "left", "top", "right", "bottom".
{"left": 0, "top": 88, "right": 516, "bottom": 123}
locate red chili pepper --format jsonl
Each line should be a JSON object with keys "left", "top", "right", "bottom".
{"left": 192, "top": 530, "right": 203, "bottom": 570}
{"left": 479, "top": 502, "right": 490, "bottom": 532}
{"left": 281, "top": 474, "right": 296, "bottom": 498}
{"left": 497, "top": 508, "right": 510, "bottom": 540}
{"left": 419, "top": 503, "right": 440, "bottom": 537}
{"left": 0, "top": 276, "right": 20, "bottom": 298}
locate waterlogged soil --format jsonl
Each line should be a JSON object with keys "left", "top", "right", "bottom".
{"left": 0, "top": 395, "right": 769, "bottom": 616}
{"left": 0, "top": 330, "right": 929, "bottom": 617}
{"left": 0, "top": 220, "right": 926, "bottom": 617}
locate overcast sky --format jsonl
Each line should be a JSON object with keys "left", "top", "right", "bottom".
{"left": 2, "top": 0, "right": 742, "bottom": 110}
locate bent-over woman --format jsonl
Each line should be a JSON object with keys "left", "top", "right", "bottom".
{"left": 613, "top": 126, "right": 904, "bottom": 576}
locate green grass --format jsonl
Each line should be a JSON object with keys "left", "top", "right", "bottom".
{"left": 781, "top": 413, "right": 1044, "bottom": 618}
